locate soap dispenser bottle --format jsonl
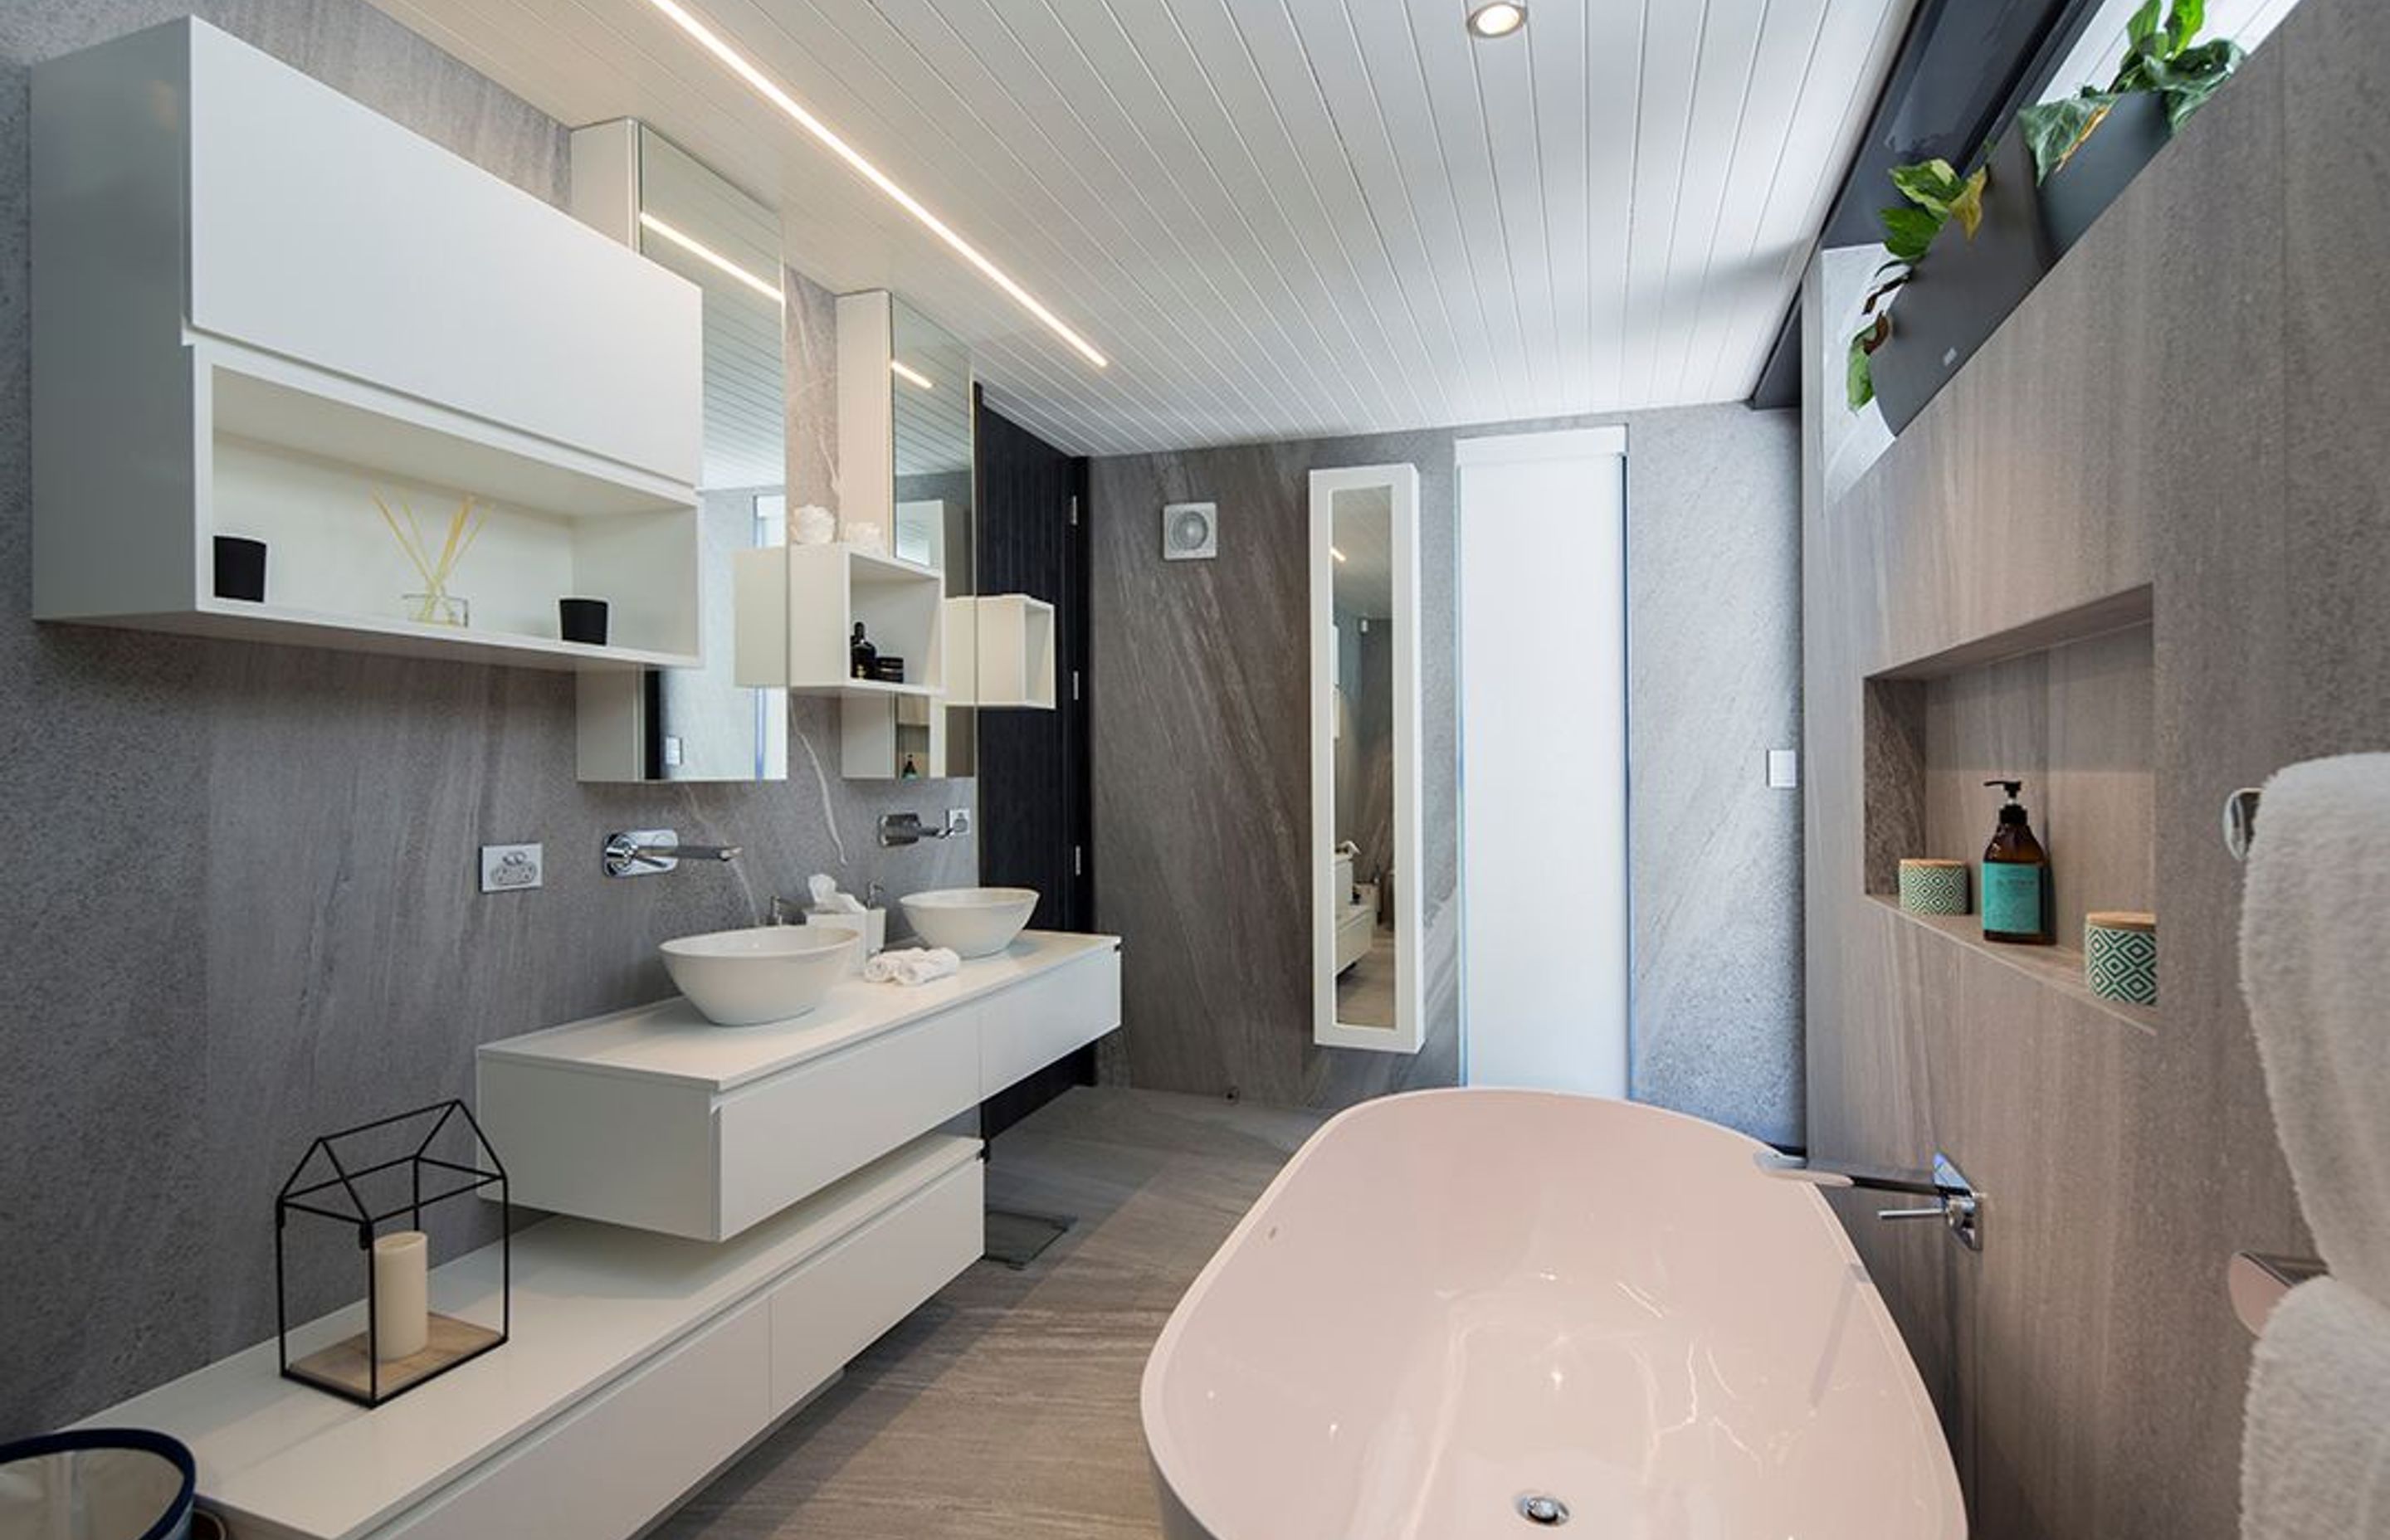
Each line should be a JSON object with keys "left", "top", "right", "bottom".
{"left": 1981, "top": 779, "right": 2053, "bottom": 945}
{"left": 850, "top": 621, "right": 878, "bottom": 681}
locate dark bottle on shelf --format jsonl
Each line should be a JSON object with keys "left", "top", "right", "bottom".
{"left": 1980, "top": 778, "right": 2054, "bottom": 945}
{"left": 851, "top": 621, "right": 878, "bottom": 681}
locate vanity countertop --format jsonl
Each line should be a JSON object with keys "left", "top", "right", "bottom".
{"left": 479, "top": 930, "right": 1121, "bottom": 1094}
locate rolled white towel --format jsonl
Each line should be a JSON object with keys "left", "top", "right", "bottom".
{"left": 2239, "top": 753, "right": 2390, "bottom": 1299}
{"left": 863, "top": 947, "right": 961, "bottom": 987}
{"left": 2241, "top": 1279, "right": 2390, "bottom": 1538}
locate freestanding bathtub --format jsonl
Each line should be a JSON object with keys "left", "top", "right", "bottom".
{"left": 1140, "top": 1089, "right": 1965, "bottom": 1538}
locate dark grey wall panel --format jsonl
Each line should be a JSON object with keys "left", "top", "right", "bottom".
{"left": 1090, "top": 407, "right": 1802, "bottom": 1133}
{"left": 0, "top": 4, "right": 973, "bottom": 1436}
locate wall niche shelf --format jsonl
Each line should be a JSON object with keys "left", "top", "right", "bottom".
{"left": 32, "top": 20, "right": 705, "bottom": 675}
{"left": 1866, "top": 894, "right": 2159, "bottom": 1035}
{"left": 947, "top": 594, "right": 1058, "bottom": 710}
{"left": 734, "top": 543, "right": 946, "bottom": 698}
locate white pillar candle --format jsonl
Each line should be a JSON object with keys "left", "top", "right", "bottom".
{"left": 372, "top": 1230, "right": 430, "bottom": 1362}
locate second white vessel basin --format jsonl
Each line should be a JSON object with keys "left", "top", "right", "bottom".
{"left": 661, "top": 926, "right": 856, "bottom": 1026}
{"left": 900, "top": 888, "right": 1039, "bottom": 958}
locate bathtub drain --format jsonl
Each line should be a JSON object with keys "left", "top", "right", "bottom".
{"left": 1516, "top": 1494, "right": 1570, "bottom": 1527}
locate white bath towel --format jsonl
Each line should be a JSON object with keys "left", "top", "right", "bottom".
{"left": 2242, "top": 1279, "right": 2390, "bottom": 1538}
{"left": 2239, "top": 753, "right": 2390, "bottom": 1299}
{"left": 863, "top": 947, "right": 961, "bottom": 987}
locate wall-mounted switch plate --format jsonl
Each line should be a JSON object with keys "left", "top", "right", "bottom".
{"left": 944, "top": 807, "right": 973, "bottom": 838}
{"left": 1767, "top": 749, "right": 1800, "bottom": 790}
{"left": 480, "top": 842, "right": 544, "bottom": 893}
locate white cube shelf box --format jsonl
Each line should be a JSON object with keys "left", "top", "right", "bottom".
{"left": 32, "top": 19, "right": 704, "bottom": 672}
{"left": 734, "top": 544, "right": 945, "bottom": 699}
{"left": 965, "top": 595, "right": 1057, "bottom": 710}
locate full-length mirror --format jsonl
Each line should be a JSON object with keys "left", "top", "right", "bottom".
{"left": 575, "top": 124, "right": 788, "bottom": 782}
{"left": 1311, "top": 465, "right": 1422, "bottom": 1053}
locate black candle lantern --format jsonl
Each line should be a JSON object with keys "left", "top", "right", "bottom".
{"left": 275, "top": 1101, "right": 510, "bottom": 1408}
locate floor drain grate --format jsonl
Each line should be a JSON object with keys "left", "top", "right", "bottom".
{"left": 1517, "top": 1494, "right": 1570, "bottom": 1526}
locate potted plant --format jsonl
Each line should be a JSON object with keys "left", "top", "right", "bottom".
{"left": 1849, "top": 133, "right": 2052, "bottom": 433}
{"left": 2020, "top": 0, "right": 2243, "bottom": 253}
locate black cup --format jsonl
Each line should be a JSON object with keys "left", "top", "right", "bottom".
{"left": 558, "top": 597, "right": 610, "bottom": 646}
{"left": 212, "top": 536, "right": 267, "bottom": 602}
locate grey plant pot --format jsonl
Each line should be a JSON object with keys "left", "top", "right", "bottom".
{"left": 2039, "top": 90, "right": 2173, "bottom": 256}
{"left": 1871, "top": 132, "right": 2056, "bottom": 435}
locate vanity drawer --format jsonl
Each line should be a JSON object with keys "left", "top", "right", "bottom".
{"left": 768, "top": 1155, "right": 983, "bottom": 1413}
{"left": 373, "top": 1294, "right": 771, "bottom": 1540}
{"left": 716, "top": 1008, "right": 980, "bottom": 1240}
{"left": 978, "top": 951, "right": 1121, "bottom": 1098}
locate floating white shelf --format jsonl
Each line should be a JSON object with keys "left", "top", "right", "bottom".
{"left": 734, "top": 543, "right": 946, "bottom": 696}
{"left": 77, "top": 1134, "right": 984, "bottom": 1540}
{"left": 31, "top": 20, "right": 705, "bottom": 672}
{"left": 951, "top": 593, "right": 1058, "bottom": 710}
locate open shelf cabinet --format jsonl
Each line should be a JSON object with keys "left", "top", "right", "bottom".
{"left": 734, "top": 544, "right": 946, "bottom": 698}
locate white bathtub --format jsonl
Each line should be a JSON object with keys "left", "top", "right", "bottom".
{"left": 1140, "top": 1089, "right": 1965, "bottom": 1538}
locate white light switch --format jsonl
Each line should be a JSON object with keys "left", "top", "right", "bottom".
{"left": 1767, "top": 749, "right": 1799, "bottom": 790}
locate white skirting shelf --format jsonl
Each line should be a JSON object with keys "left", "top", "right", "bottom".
{"left": 76, "top": 1135, "right": 985, "bottom": 1540}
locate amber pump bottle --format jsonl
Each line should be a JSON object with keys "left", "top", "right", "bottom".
{"left": 1980, "top": 779, "right": 2054, "bottom": 945}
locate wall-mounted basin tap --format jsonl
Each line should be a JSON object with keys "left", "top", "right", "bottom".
{"left": 1755, "top": 1149, "right": 1983, "bottom": 1250}
{"left": 603, "top": 829, "right": 742, "bottom": 879}
{"left": 879, "top": 810, "right": 969, "bottom": 847}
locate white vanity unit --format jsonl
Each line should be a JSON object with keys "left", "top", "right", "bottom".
{"left": 76, "top": 934, "right": 1119, "bottom": 1539}
{"left": 32, "top": 20, "right": 703, "bottom": 670}
{"left": 476, "top": 931, "right": 1121, "bottom": 1241}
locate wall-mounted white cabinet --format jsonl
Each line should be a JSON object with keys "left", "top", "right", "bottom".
{"left": 478, "top": 933, "right": 1120, "bottom": 1242}
{"left": 949, "top": 594, "right": 1057, "bottom": 710}
{"left": 31, "top": 20, "right": 705, "bottom": 671}
{"left": 734, "top": 543, "right": 945, "bottom": 699}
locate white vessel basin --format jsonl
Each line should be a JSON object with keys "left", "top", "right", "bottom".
{"left": 899, "top": 887, "right": 1039, "bottom": 958}
{"left": 660, "top": 926, "right": 856, "bottom": 1026}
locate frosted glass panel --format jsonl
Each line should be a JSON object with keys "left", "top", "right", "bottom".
{"left": 1457, "top": 429, "right": 1628, "bottom": 1096}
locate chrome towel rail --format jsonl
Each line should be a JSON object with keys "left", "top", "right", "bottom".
{"left": 2230, "top": 1251, "right": 2328, "bottom": 1335}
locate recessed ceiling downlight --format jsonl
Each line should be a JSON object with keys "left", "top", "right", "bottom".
{"left": 1467, "top": 1, "right": 1526, "bottom": 38}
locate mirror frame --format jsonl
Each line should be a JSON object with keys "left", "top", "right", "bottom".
{"left": 1310, "top": 463, "right": 1424, "bottom": 1054}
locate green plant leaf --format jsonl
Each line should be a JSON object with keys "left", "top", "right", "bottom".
{"left": 2164, "top": 0, "right": 2206, "bottom": 57}
{"left": 2019, "top": 92, "right": 2119, "bottom": 182}
{"left": 1846, "top": 316, "right": 1889, "bottom": 410}
{"left": 2151, "top": 38, "right": 2245, "bottom": 128}
{"left": 1878, "top": 205, "right": 1943, "bottom": 265}
{"left": 1889, "top": 158, "right": 1967, "bottom": 217}
{"left": 2125, "top": 0, "right": 2163, "bottom": 51}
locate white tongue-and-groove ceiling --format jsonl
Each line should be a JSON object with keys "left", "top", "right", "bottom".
{"left": 371, "top": 0, "right": 1914, "bottom": 457}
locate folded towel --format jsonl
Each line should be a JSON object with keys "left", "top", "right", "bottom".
{"left": 2239, "top": 753, "right": 2390, "bottom": 1299}
{"left": 863, "top": 947, "right": 961, "bottom": 987}
{"left": 2242, "top": 1279, "right": 2390, "bottom": 1538}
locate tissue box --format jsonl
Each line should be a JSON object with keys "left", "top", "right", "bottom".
{"left": 807, "top": 907, "right": 885, "bottom": 974}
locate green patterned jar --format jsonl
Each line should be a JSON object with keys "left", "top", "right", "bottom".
{"left": 2085, "top": 911, "right": 2158, "bottom": 1006}
{"left": 1899, "top": 859, "right": 1971, "bottom": 915}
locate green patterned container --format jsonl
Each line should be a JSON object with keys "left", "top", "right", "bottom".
{"left": 1899, "top": 859, "right": 1971, "bottom": 915}
{"left": 2085, "top": 912, "right": 2158, "bottom": 1006}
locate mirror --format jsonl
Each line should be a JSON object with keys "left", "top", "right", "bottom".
{"left": 891, "top": 299, "right": 974, "bottom": 780}
{"left": 1311, "top": 465, "right": 1423, "bottom": 1053}
{"left": 576, "top": 124, "right": 788, "bottom": 782}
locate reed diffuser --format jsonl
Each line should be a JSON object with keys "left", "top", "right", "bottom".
{"left": 374, "top": 490, "right": 487, "bottom": 627}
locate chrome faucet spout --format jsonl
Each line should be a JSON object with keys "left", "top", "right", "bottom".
{"left": 1755, "top": 1149, "right": 1983, "bottom": 1251}
{"left": 602, "top": 829, "right": 741, "bottom": 878}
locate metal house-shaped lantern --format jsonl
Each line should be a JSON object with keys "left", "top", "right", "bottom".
{"left": 275, "top": 1100, "right": 510, "bottom": 1407}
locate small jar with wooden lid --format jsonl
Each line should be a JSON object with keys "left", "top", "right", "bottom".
{"left": 1899, "top": 858, "right": 1970, "bottom": 915}
{"left": 2085, "top": 911, "right": 2158, "bottom": 1006}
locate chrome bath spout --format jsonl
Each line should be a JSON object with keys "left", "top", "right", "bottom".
{"left": 1756, "top": 1149, "right": 1983, "bottom": 1251}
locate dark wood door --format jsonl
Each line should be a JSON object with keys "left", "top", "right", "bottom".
{"left": 974, "top": 393, "right": 1095, "bottom": 1137}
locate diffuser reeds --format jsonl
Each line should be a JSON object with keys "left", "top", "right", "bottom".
{"left": 374, "top": 490, "right": 486, "bottom": 626}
